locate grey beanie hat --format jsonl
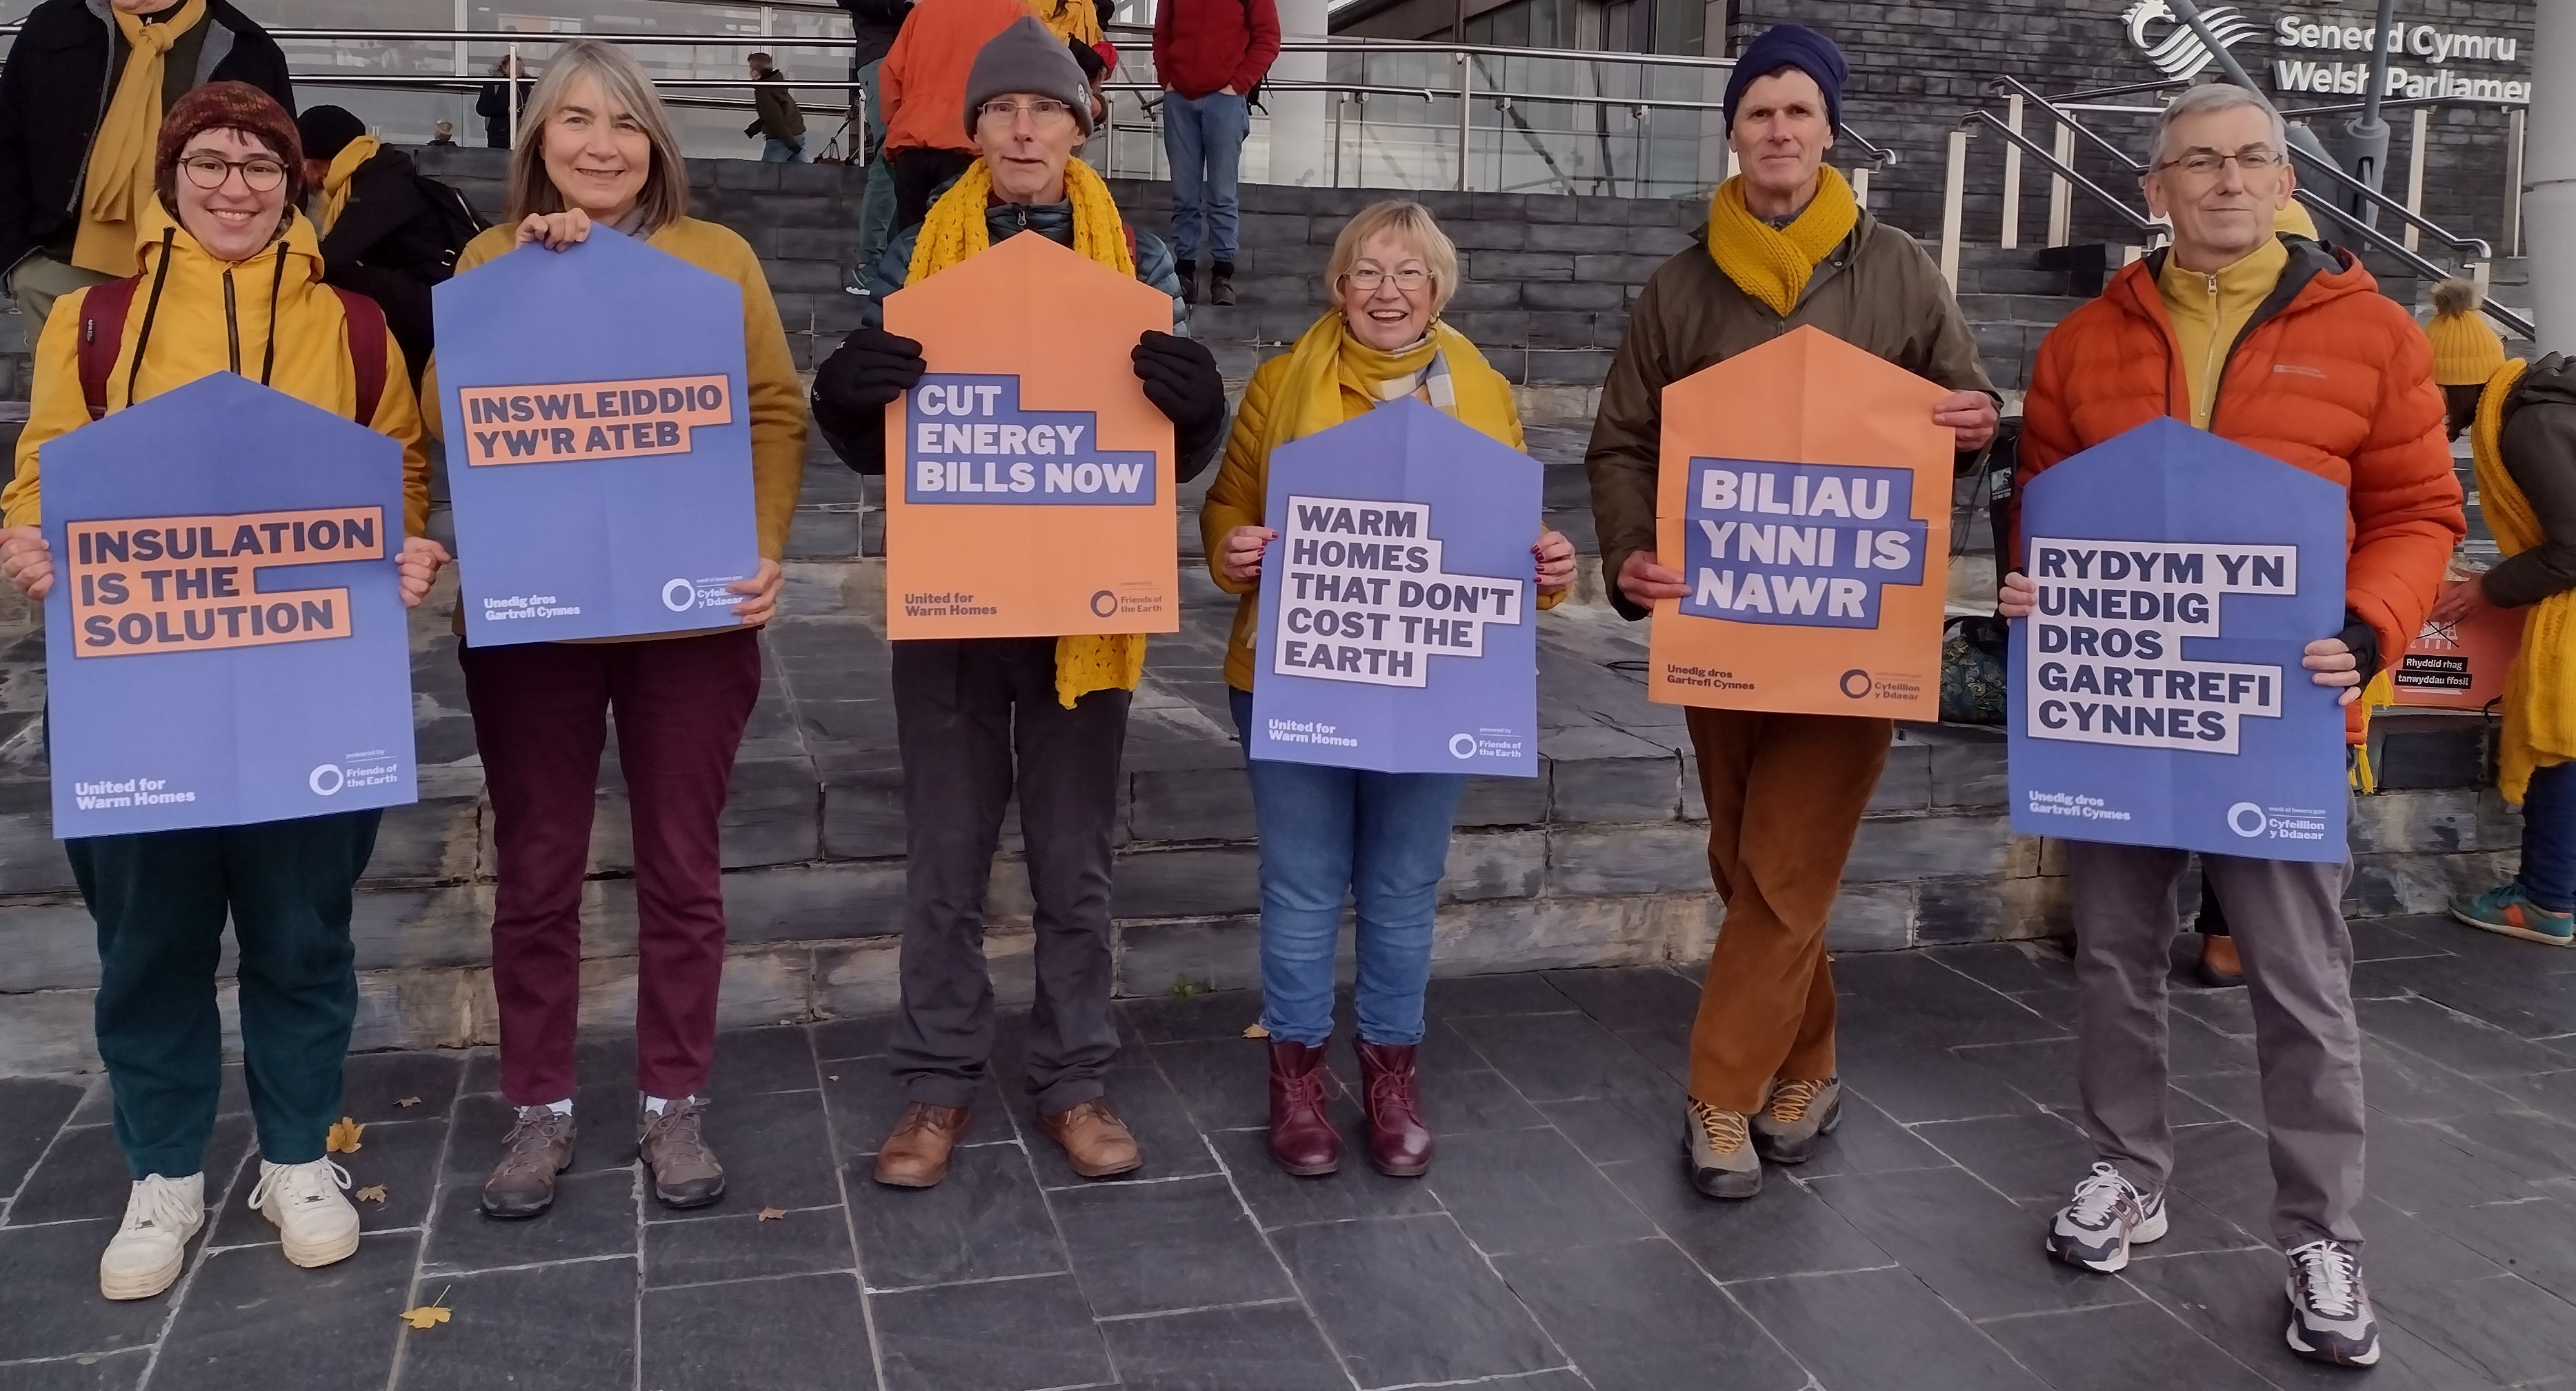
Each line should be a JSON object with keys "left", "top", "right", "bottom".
{"left": 963, "top": 16, "right": 1096, "bottom": 137}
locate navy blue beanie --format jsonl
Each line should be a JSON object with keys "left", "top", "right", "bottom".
{"left": 1723, "top": 25, "right": 1847, "bottom": 132}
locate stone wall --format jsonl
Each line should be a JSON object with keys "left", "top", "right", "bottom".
{"left": 1730, "top": 0, "right": 2536, "bottom": 250}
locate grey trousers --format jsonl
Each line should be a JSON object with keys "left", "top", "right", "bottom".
{"left": 8, "top": 252, "right": 115, "bottom": 346}
{"left": 888, "top": 637, "right": 1128, "bottom": 1116}
{"left": 2066, "top": 838, "right": 2366, "bottom": 1252}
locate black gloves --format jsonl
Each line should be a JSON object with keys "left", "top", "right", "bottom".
{"left": 812, "top": 326, "right": 926, "bottom": 475}
{"left": 2336, "top": 610, "right": 2383, "bottom": 687}
{"left": 1132, "top": 329, "right": 1226, "bottom": 482}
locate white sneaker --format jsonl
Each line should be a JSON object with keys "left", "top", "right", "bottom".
{"left": 248, "top": 1157, "right": 360, "bottom": 1269}
{"left": 2046, "top": 1161, "right": 2168, "bottom": 1273}
{"left": 98, "top": 1172, "right": 205, "bottom": 1300}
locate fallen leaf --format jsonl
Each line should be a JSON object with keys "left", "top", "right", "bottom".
{"left": 1243, "top": 1023, "right": 1270, "bottom": 1040}
{"left": 326, "top": 1117, "right": 365, "bottom": 1154}
{"left": 399, "top": 1285, "right": 453, "bottom": 1330}
{"left": 355, "top": 1185, "right": 389, "bottom": 1203}
{"left": 395, "top": 1096, "right": 423, "bottom": 1108}
{"left": 757, "top": 1207, "right": 786, "bottom": 1221}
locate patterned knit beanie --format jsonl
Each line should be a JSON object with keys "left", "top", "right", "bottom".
{"left": 156, "top": 81, "right": 306, "bottom": 217}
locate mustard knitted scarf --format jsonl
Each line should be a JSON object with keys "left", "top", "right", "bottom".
{"left": 2471, "top": 359, "right": 2576, "bottom": 801}
{"left": 909, "top": 157, "right": 1143, "bottom": 709}
{"left": 317, "top": 134, "right": 380, "bottom": 237}
{"left": 1705, "top": 163, "right": 1860, "bottom": 317}
{"left": 1260, "top": 311, "right": 1519, "bottom": 457}
{"left": 75, "top": 0, "right": 209, "bottom": 275}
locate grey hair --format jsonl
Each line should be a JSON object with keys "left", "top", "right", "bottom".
{"left": 506, "top": 39, "right": 690, "bottom": 232}
{"left": 2146, "top": 82, "right": 2289, "bottom": 167}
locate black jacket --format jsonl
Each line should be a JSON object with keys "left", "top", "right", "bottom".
{"left": 835, "top": 0, "right": 912, "bottom": 71}
{"left": 2483, "top": 354, "right": 2576, "bottom": 610}
{"left": 0, "top": 0, "right": 294, "bottom": 274}
{"left": 317, "top": 146, "right": 451, "bottom": 281}
{"left": 475, "top": 77, "right": 534, "bottom": 148}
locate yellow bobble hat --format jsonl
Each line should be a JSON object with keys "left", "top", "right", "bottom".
{"left": 2426, "top": 277, "right": 2507, "bottom": 387}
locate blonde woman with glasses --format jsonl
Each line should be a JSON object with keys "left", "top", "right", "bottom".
{"left": 416, "top": 38, "right": 808, "bottom": 1223}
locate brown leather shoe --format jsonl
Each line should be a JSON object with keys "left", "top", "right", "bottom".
{"left": 1037, "top": 1098, "right": 1142, "bottom": 1179}
{"left": 481, "top": 1105, "right": 577, "bottom": 1219}
{"left": 1266, "top": 1041, "right": 1339, "bottom": 1177}
{"left": 2197, "top": 932, "right": 2244, "bottom": 988}
{"left": 874, "top": 1102, "right": 972, "bottom": 1188}
{"left": 1356, "top": 1041, "right": 1434, "bottom": 1177}
{"left": 637, "top": 1097, "right": 726, "bottom": 1209}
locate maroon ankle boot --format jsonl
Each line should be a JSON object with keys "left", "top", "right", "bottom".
{"left": 1355, "top": 1041, "right": 1434, "bottom": 1177}
{"left": 1267, "top": 1041, "right": 1339, "bottom": 1177}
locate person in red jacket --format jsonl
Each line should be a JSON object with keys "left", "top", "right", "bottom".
{"left": 1152, "top": 0, "right": 1278, "bottom": 306}
{"left": 1998, "top": 83, "right": 2462, "bottom": 1370}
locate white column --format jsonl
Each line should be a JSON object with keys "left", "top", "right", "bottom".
{"left": 2527, "top": 1, "right": 2574, "bottom": 354}
{"left": 1266, "top": 0, "right": 1330, "bottom": 186}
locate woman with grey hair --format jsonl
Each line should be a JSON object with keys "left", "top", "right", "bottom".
{"left": 417, "top": 38, "right": 809, "bottom": 1222}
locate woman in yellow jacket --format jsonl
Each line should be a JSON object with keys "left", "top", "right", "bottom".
{"left": 0, "top": 83, "right": 446, "bottom": 1301}
{"left": 1201, "top": 200, "right": 1575, "bottom": 1179}
{"left": 415, "top": 39, "right": 808, "bottom": 1221}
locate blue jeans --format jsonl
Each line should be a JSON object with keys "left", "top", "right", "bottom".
{"left": 761, "top": 134, "right": 808, "bottom": 163}
{"left": 1161, "top": 90, "right": 1249, "bottom": 266}
{"left": 2519, "top": 761, "right": 2576, "bottom": 910}
{"left": 1230, "top": 688, "right": 1465, "bottom": 1046}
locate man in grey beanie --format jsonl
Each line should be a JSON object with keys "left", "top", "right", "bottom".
{"left": 809, "top": 15, "right": 1232, "bottom": 1192}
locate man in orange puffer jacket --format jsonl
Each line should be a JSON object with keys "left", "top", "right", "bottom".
{"left": 1998, "top": 83, "right": 2462, "bottom": 1370}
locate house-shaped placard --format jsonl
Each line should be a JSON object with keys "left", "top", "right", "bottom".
{"left": 1649, "top": 325, "right": 1952, "bottom": 719}
{"left": 1250, "top": 397, "right": 1541, "bottom": 776}
{"left": 2008, "top": 417, "right": 2348, "bottom": 862}
{"left": 41, "top": 372, "right": 418, "bottom": 835}
{"left": 880, "top": 230, "right": 1179, "bottom": 639}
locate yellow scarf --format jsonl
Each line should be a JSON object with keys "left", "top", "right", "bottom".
{"left": 1705, "top": 163, "right": 1860, "bottom": 317}
{"left": 1260, "top": 311, "right": 1518, "bottom": 457}
{"left": 317, "top": 134, "right": 379, "bottom": 236}
{"left": 2472, "top": 359, "right": 2576, "bottom": 801}
{"left": 74, "top": 0, "right": 209, "bottom": 275}
{"left": 909, "top": 157, "right": 1143, "bottom": 708}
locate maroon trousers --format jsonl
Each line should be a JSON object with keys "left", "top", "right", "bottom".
{"left": 459, "top": 629, "right": 763, "bottom": 1105}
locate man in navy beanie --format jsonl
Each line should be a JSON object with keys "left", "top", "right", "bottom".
{"left": 1586, "top": 23, "right": 1999, "bottom": 1203}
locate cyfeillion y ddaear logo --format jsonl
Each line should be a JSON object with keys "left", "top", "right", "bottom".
{"left": 2121, "top": 0, "right": 2262, "bottom": 79}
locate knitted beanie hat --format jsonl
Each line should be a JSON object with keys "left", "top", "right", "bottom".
{"left": 1724, "top": 25, "right": 1848, "bottom": 132}
{"left": 963, "top": 17, "right": 1097, "bottom": 137}
{"left": 295, "top": 106, "right": 368, "bottom": 164}
{"left": 2426, "top": 279, "right": 2507, "bottom": 387}
{"left": 157, "top": 81, "right": 305, "bottom": 215}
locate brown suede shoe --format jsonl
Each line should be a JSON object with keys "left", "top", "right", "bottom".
{"left": 1037, "top": 1098, "right": 1142, "bottom": 1179}
{"left": 481, "top": 1105, "right": 577, "bottom": 1219}
{"left": 874, "top": 1102, "right": 972, "bottom": 1188}
{"left": 637, "top": 1097, "right": 726, "bottom": 1210}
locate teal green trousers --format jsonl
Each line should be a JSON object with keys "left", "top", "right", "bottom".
{"left": 68, "top": 811, "right": 379, "bottom": 1179}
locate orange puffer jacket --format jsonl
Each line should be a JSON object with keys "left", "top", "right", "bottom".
{"left": 2016, "top": 238, "right": 2465, "bottom": 742}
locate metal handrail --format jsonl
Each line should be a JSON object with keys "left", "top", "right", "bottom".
{"left": 2280, "top": 140, "right": 2493, "bottom": 260}
{"left": 1958, "top": 111, "right": 2163, "bottom": 235}
{"left": 1990, "top": 75, "right": 2144, "bottom": 174}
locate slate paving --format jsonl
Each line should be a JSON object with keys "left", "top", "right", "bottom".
{"left": 2, "top": 917, "right": 2573, "bottom": 1390}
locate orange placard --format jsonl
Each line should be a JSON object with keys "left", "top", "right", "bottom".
{"left": 2391, "top": 579, "right": 2521, "bottom": 709}
{"left": 879, "top": 231, "right": 1178, "bottom": 639}
{"left": 64, "top": 506, "right": 387, "bottom": 657}
{"left": 1647, "top": 325, "right": 1952, "bottom": 717}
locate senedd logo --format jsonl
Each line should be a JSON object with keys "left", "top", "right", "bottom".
{"left": 309, "top": 764, "right": 345, "bottom": 797}
{"left": 661, "top": 578, "right": 697, "bottom": 613}
{"left": 2227, "top": 801, "right": 2269, "bottom": 838}
{"left": 2122, "top": 0, "right": 2259, "bottom": 80}
{"left": 1839, "top": 668, "right": 1873, "bottom": 699}
{"left": 1448, "top": 733, "right": 1479, "bottom": 760}
{"left": 1090, "top": 589, "right": 1119, "bottom": 619}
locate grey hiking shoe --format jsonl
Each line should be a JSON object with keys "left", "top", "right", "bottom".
{"left": 639, "top": 1097, "right": 726, "bottom": 1210}
{"left": 481, "top": 1105, "right": 577, "bottom": 1219}
{"left": 2286, "top": 1240, "right": 2382, "bottom": 1367}
{"left": 1682, "top": 1099, "right": 1761, "bottom": 1199}
{"left": 1750, "top": 1077, "right": 1841, "bottom": 1165}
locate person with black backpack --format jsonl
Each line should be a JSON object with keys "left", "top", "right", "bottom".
{"left": 296, "top": 106, "right": 483, "bottom": 387}
{"left": 1150, "top": 0, "right": 1278, "bottom": 306}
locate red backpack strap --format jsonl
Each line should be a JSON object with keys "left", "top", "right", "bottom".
{"left": 76, "top": 276, "right": 143, "bottom": 422}
{"left": 1122, "top": 222, "right": 1137, "bottom": 266}
{"left": 328, "top": 286, "right": 388, "bottom": 424}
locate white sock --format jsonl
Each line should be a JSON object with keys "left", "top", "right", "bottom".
{"left": 543, "top": 1099, "right": 572, "bottom": 1116}
{"left": 643, "top": 1095, "right": 670, "bottom": 1116}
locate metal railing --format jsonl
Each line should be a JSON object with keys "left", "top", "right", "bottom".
{"left": 0, "top": 23, "right": 1897, "bottom": 200}
{"left": 1937, "top": 72, "right": 2535, "bottom": 339}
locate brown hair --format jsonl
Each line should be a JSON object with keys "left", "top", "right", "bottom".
{"left": 504, "top": 39, "right": 689, "bottom": 232}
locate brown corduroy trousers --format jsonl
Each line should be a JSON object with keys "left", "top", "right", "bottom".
{"left": 1682, "top": 708, "right": 1892, "bottom": 1113}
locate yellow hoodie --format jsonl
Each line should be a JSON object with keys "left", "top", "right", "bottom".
{"left": 3, "top": 210, "right": 432, "bottom": 533}
{"left": 2156, "top": 235, "right": 2290, "bottom": 430}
